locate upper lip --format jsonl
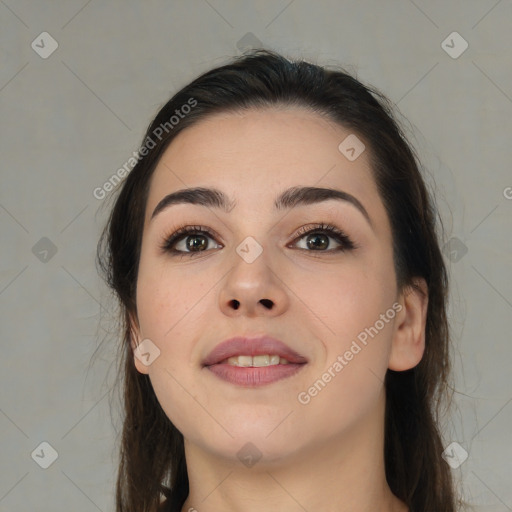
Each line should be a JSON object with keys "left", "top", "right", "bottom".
{"left": 203, "top": 336, "right": 308, "bottom": 366}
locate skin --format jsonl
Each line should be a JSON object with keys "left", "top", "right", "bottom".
{"left": 130, "top": 107, "right": 428, "bottom": 512}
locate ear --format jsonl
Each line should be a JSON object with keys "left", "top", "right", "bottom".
{"left": 128, "top": 310, "right": 149, "bottom": 375}
{"left": 388, "top": 277, "right": 428, "bottom": 371}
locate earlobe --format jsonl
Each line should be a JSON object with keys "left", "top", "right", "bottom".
{"left": 388, "top": 278, "right": 428, "bottom": 371}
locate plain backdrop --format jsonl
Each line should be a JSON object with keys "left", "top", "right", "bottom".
{"left": 1, "top": 1, "right": 511, "bottom": 511}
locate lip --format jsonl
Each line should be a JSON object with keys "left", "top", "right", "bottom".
{"left": 202, "top": 336, "right": 308, "bottom": 367}
{"left": 206, "top": 363, "right": 306, "bottom": 387}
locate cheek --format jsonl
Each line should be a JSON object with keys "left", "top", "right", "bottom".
{"left": 135, "top": 265, "right": 210, "bottom": 434}
{"left": 136, "top": 258, "right": 211, "bottom": 342}
{"left": 291, "top": 249, "right": 396, "bottom": 405}
{"left": 295, "top": 250, "right": 397, "bottom": 347}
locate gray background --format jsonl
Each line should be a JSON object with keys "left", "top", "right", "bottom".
{"left": 1, "top": 1, "right": 511, "bottom": 510}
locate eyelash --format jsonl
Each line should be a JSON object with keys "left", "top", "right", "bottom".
{"left": 159, "top": 223, "right": 357, "bottom": 258}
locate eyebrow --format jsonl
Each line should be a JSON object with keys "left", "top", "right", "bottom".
{"left": 150, "top": 186, "right": 373, "bottom": 227}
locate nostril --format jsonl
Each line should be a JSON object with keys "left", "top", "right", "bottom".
{"left": 260, "top": 299, "right": 273, "bottom": 309}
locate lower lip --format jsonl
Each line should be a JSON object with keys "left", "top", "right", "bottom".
{"left": 205, "top": 363, "right": 306, "bottom": 387}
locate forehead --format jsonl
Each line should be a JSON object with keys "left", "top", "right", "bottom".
{"left": 145, "top": 107, "right": 381, "bottom": 219}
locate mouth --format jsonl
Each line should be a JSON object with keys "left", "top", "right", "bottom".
{"left": 203, "top": 336, "right": 308, "bottom": 387}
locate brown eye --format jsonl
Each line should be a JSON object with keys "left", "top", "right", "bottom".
{"left": 290, "top": 223, "right": 356, "bottom": 252}
{"left": 160, "top": 226, "right": 222, "bottom": 256}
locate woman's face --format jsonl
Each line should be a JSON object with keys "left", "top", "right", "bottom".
{"left": 132, "top": 107, "right": 412, "bottom": 465}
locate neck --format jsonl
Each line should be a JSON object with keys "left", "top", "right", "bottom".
{"left": 180, "top": 389, "right": 407, "bottom": 512}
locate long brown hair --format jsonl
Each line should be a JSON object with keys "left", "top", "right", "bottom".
{"left": 96, "top": 49, "right": 459, "bottom": 511}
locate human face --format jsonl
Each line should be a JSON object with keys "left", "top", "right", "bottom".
{"left": 132, "top": 107, "right": 401, "bottom": 464}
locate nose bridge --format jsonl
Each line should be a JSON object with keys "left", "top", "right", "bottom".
{"left": 230, "top": 234, "right": 272, "bottom": 295}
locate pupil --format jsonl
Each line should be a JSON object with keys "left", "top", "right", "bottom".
{"left": 187, "top": 235, "right": 207, "bottom": 251}
{"left": 307, "top": 234, "right": 328, "bottom": 250}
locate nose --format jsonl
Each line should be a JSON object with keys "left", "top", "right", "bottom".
{"left": 218, "top": 251, "right": 290, "bottom": 318}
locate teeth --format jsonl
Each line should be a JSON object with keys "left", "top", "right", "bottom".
{"left": 224, "top": 355, "right": 290, "bottom": 367}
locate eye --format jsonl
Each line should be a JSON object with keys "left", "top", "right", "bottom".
{"left": 289, "top": 223, "right": 356, "bottom": 253}
{"left": 159, "top": 225, "right": 222, "bottom": 257}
